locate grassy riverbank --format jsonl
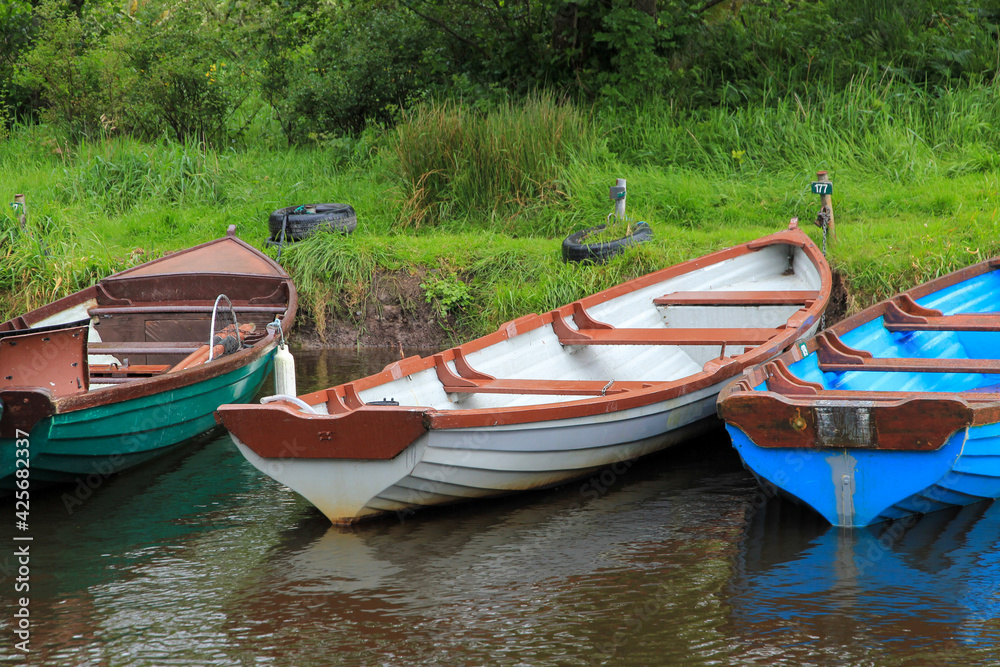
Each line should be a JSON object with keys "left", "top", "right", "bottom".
{"left": 3, "top": 82, "right": 1000, "bottom": 345}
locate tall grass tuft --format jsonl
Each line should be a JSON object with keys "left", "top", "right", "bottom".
{"left": 279, "top": 232, "right": 401, "bottom": 341}
{"left": 62, "top": 137, "right": 230, "bottom": 214}
{"left": 0, "top": 223, "right": 149, "bottom": 316}
{"left": 392, "top": 93, "right": 607, "bottom": 229}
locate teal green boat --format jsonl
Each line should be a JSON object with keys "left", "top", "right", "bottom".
{"left": 0, "top": 226, "right": 297, "bottom": 490}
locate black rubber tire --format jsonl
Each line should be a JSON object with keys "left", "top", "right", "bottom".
{"left": 268, "top": 203, "right": 357, "bottom": 241}
{"left": 562, "top": 221, "right": 653, "bottom": 264}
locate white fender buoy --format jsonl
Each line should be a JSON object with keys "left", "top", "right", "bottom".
{"left": 274, "top": 343, "right": 297, "bottom": 397}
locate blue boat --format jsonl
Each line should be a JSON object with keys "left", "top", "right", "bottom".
{"left": 718, "top": 257, "right": 1000, "bottom": 527}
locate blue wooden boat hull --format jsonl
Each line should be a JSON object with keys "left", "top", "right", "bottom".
{"left": 719, "top": 260, "right": 1000, "bottom": 527}
{"left": 727, "top": 423, "right": 1000, "bottom": 527}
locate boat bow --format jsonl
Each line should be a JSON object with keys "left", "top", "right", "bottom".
{"left": 718, "top": 256, "right": 1000, "bottom": 527}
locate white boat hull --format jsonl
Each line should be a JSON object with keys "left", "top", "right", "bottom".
{"left": 234, "top": 385, "right": 723, "bottom": 523}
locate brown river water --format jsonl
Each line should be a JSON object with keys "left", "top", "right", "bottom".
{"left": 2, "top": 348, "right": 999, "bottom": 665}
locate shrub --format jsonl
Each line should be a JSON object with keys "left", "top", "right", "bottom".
{"left": 0, "top": 0, "right": 34, "bottom": 126}
{"left": 14, "top": 0, "right": 258, "bottom": 145}
{"left": 119, "top": 1, "right": 255, "bottom": 145}
{"left": 392, "top": 93, "right": 607, "bottom": 228}
{"left": 13, "top": 0, "right": 117, "bottom": 137}
{"left": 421, "top": 274, "right": 473, "bottom": 319}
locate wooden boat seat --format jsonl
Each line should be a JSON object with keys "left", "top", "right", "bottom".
{"left": 816, "top": 332, "right": 1000, "bottom": 373}
{"left": 88, "top": 363, "right": 173, "bottom": 384}
{"left": 433, "top": 351, "right": 652, "bottom": 396}
{"left": 88, "top": 342, "right": 204, "bottom": 355}
{"left": 551, "top": 301, "right": 783, "bottom": 347}
{"left": 90, "top": 363, "right": 170, "bottom": 375}
{"left": 89, "top": 304, "right": 286, "bottom": 316}
{"left": 883, "top": 294, "right": 1000, "bottom": 332}
{"left": 653, "top": 290, "right": 819, "bottom": 307}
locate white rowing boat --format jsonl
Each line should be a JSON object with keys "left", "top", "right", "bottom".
{"left": 215, "top": 221, "right": 830, "bottom": 523}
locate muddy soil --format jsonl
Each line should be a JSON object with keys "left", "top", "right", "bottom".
{"left": 291, "top": 270, "right": 458, "bottom": 350}
{"left": 289, "top": 269, "right": 855, "bottom": 350}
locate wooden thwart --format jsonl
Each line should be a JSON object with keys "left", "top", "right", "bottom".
{"left": 90, "top": 364, "right": 171, "bottom": 379}
{"left": 89, "top": 304, "right": 286, "bottom": 316}
{"left": 555, "top": 326, "right": 781, "bottom": 346}
{"left": 654, "top": 290, "right": 819, "bottom": 307}
{"left": 549, "top": 300, "right": 786, "bottom": 346}
{"left": 433, "top": 350, "right": 650, "bottom": 396}
{"left": 550, "top": 306, "right": 781, "bottom": 346}
{"left": 816, "top": 331, "right": 1000, "bottom": 374}
{"left": 89, "top": 341, "right": 203, "bottom": 355}
{"left": 88, "top": 376, "right": 163, "bottom": 385}
{"left": 444, "top": 377, "right": 649, "bottom": 396}
{"left": 883, "top": 294, "right": 1000, "bottom": 333}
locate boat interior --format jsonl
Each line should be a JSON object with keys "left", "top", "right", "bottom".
{"left": 0, "top": 268, "right": 292, "bottom": 397}
{"left": 303, "top": 241, "right": 827, "bottom": 414}
{"left": 746, "top": 268, "right": 1000, "bottom": 397}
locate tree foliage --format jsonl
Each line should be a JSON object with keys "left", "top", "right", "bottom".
{"left": 3, "top": 0, "right": 999, "bottom": 142}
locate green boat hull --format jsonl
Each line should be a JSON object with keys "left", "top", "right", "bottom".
{"left": 1, "top": 349, "right": 274, "bottom": 489}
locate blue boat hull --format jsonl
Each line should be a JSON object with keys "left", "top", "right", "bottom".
{"left": 728, "top": 423, "right": 1000, "bottom": 526}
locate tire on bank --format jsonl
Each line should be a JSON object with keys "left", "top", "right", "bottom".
{"left": 562, "top": 221, "right": 653, "bottom": 264}
{"left": 268, "top": 203, "right": 357, "bottom": 242}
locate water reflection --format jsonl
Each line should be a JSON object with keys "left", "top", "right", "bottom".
{"left": 2, "top": 348, "right": 1000, "bottom": 665}
{"left": 728, "top": 495, "right": 1000, "bottom": 665}
{"left": 216, "top": 430, "right": 755, "bottom": 666}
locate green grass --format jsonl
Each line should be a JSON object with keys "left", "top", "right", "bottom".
{"left": 3, "top": 78, "right": 1000, "bottom": 339}
{"left": 605, "top": 74, "right": 1000, "bottom": 179}
{"left": 391, "top": 92, "right": 607, "bottom": 232}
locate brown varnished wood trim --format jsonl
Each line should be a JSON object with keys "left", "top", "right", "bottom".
{"left": 719, "top": 390, "right": 975, "bottom": 451}
{"left": 654, "top": 290, "right": 820, "bottom": 306}
{"left": 215, "top": 402, "right": 428, "bottom": 460}
{"left": 554, "top": 323, "right": 786, "bottom": 346}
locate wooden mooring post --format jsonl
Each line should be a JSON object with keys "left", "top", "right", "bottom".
{"left": 812, "top": 171, "right": 834, "bottom": 242}
{"left": 13, "top": 193, "right": 26, "bottom": 230}
{"left": 610, "top": 178, "right": 626, "bottom": 220}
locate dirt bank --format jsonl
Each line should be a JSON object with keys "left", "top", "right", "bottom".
{"left": 290, "top": 269, "right": 855, "bottom": 350}
{"left": 291, "top": 270, "right": 457, "bottom": 350}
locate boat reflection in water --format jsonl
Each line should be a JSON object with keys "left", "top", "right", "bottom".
{"left": 217, "top": 432, "right": 755, "bottom": 666}
{"left": 728, "top": 495, "right": 1000, "bottom": 664}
